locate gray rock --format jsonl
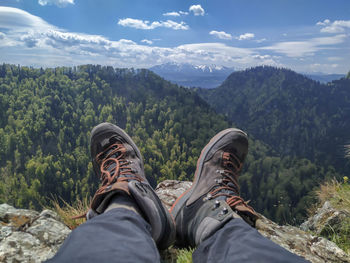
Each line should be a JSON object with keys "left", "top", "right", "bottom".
{"left": 0, "top": 204, "right": 71, "bottom": 263}
{"left": 257, "top": 215, "right": 350, "bottom": 263}
{"left": 155, "top": 180, "right": 350, "bottom": 263}
{"left": 1, "top": 180, "right": 349, "bottom": 263}
{"left": 300, "top": 201, "right": 350, "bottom": 236}
{"left": 156, "top": 180, "right": 193, "bottom": 210}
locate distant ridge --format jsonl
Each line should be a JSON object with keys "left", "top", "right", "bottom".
{"left": 305, "top": 73, "right": 345, "bottom": 83}
{"left": 197, "top": 65, "right": 350, "bottom": 175}
{"left": 150, "top": 62, "right": 234, "bottom": 89}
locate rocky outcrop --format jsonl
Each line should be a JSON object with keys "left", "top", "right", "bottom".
{"left": 0, "top": 180, "right": 349, "bottom": 263}
{"left": 0, "top": 204, "right": 71, "bottom": 262}
{"left": 300, "top": 201, "right": 350, "bottom": 236}
{"left": 156, "top": 180, "right": 350, "bottom": 263}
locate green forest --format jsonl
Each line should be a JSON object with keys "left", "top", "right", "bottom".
{"left": 197, "top": 66, "right": 350, "bottom": 174}
{"left": 0, "top": 64, "right": 346, "bottom": 224}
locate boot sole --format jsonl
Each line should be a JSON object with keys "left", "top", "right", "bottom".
{"left": 170, "top": 128, "right": 247, "bottom": 218}
{"left": 90, "top": 122, "right": 144, "bottom": 177}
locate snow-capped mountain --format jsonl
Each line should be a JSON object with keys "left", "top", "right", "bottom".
{"left": 149, "top": 62, "right": 234, "bottom": 89}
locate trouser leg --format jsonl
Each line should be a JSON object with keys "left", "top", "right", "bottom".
{"left": 193, "top": 218, "right": 309, "bottom": 263}
{"left": 47, "top": 208, "right": 160, "bottom": 263}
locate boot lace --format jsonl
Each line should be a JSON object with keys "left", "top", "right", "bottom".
{"left": 210, "top": 152, "right": 254, "bottom": 211}
{"left": 95, "top": 142, "right": 142, "bottom": 195}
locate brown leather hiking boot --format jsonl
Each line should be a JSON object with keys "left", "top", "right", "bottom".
{"left": 170, "top": 128, "right": 258, "bottom": 247}
{"left": 89, "top": 122, "right": 175, "bottom": 250}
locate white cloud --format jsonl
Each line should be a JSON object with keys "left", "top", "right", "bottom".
{"left": 256, "top": 38, "right": 267, "bottom": 43}
{"left": 141, "top": 39, "right": 153, "bottom": 45}
{"left": 252, "top": 54, "right": 271, "bottom": 60}
{"left": 163, "top": 12, "right": 180, "bottom": 17}
{"left": 0, "top": 7, "right": 276, "bottom": 69}
{"left": 189, "top": 5, "right": 205, "bottom": 16}
{"left": 163, "top": 11, "right": 189, "bottom": 17}
{"left": 317, "top": 19, "right": 350, "bottom": 33}
{"left": 260, "top": 34, "right": 347, "bottom": 57}
{"left": 309, "top": 63, "right": 339, "bottom": 73}
{"left": 237, "top": 33, "right": 255, "bottom": 40}
{"left": 321, "top": 25, "right": 345, "bottom": 33}
{"left": 118, "top": 18, "right": 189, "bottom": 30}
{"left": 327, "top": 57, "right": 342, "bottom": 61}
{"left": 38, "top": 0, "right": 74, "bottom": 7}
{"left": 1, "top": 7, "right": 348, "bottom": 74}
{"left": 0, "top": 6, "right": 53, "bottom": 30}
{"left": 209, "top": 30, "right": 232, "bottom": 40}
{"left": 316, "top": 19, "right": 330, "bottom": 26}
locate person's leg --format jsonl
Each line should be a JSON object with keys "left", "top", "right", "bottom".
{"left": 48, "top": 207, "right": 160, "bottom": 263}
{"left": 171, "top": 128, "right": 309, "bottom": 262}
{"left": 48, "top": 122, "right": 175, "bottom": 262}
{"left": 193, "top": 218, "right": 308, "bottom": 263}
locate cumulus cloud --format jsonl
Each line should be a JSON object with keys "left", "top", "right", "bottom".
{"left": 317, "top": 19, "right": 350, "bottom": 33}
{"left": 141, "top": 39, "right": 153, "bottom": 45}
{"left": 237, "top": 33, "right": 255, "bottom": 40}
{"left": 189, "top": 5, "right": 205, "bottom": 16}
{"left": 163, "top": 12, "right": 180, "bottom": 17}
{"left": 179, "top": 11, "right": 189, "bottom": 15}
{"left": 45, "top": 30, "right": 111, "bottom": 47}
{"left": 118, "top": 18, "right": 189, "bottom": 30}
{"left": 38, "top": 0, "right": 74, "bottom": 7}
{"left": 260, "top": 34, "right": 347, "bottom": 57}
{"left": 209, "top": 30, "right": 232, "bottom": 40}
{"left": 21, "top": 32, "right": 39, "bottom": 47}
{"left": 316, "top": 19, "right": 330, "bottom": 26}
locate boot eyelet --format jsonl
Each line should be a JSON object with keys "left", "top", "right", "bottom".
{"left": 213, "top": 200, "right": 220, "bottom": 209}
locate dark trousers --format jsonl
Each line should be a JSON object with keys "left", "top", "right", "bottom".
{"left": 48, "top": 208, "right": 309, "bottom": 263}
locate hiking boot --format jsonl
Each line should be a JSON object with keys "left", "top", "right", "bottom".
{"left": 170, "top": 128, "right": 258, "bottom": 247}
{"left": 89, "top": 122, "right": 175, "bottom": 250}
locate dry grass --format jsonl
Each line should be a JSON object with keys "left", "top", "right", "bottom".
{"left": 316, "top": 179, "right": 350, "bottom": 211}
{"left": 314, "top": 179, "right": 350, "bottom": 253}
{"left": 316, "top": 179, "right": 341, "bottom": 205}
{"left": 51, "top": 197, "right": 89, "bottom": 229}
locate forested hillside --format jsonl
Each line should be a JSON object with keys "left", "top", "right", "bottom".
{"left": 0, "top": 64, "right": 339, "bottom": 224}
{"left": 197, "top": 66, "right": 350, "bottom": 175}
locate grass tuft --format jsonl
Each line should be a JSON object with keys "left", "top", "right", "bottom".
{"left": 51, "top": 197, "right": 89, "bottom": 229}
{"left": 176, "top": 248, "right": 194, "bottom": 263}
{"left": 314, "top": 179, "right": 350, "bottom": 253}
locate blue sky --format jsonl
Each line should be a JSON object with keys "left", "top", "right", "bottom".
{"left": 0, "top": 0, "right": 350, "bottom": 73}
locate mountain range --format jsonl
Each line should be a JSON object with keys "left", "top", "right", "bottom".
{"left": 150, "top": 62, "right": 234, "bottom": 89}
{"left": 150, "top": 62, "right": 346, "bottom": 88}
